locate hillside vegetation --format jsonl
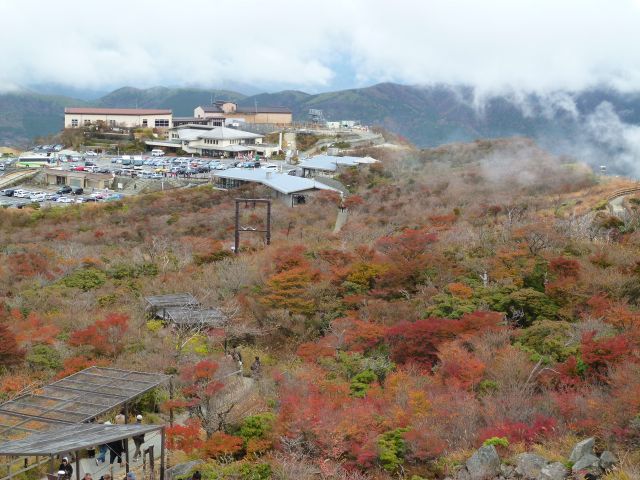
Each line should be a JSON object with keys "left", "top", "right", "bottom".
{"left": 0, "top": 138, "right": 639, "bottom": 479}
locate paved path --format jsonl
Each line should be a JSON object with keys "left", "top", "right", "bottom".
{"left": 333, "top": 210, "right": 348, "bottom": 233}
{"left": 609, "top": 195, "right": 626, "bottom": 216}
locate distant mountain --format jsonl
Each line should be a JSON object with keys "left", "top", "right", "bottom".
{"left": 97, "top": 86, "right": 247, "bottom": 116}
{"left": 3, "top": 82, "right": 640, "bottom": 176}
{"left": 0, "top": 90, "right": 86, "bottom": 145}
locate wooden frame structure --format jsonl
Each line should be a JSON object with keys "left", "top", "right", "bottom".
{"left": 234, "top": 198, "right": 271, "bottom": 253}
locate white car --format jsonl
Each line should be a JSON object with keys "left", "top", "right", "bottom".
{"left": 29, "top": 193, "right": 46, "bottom": 202}
{"left": 56, "top": 196, "right": 74, "bottom": 203}
{"left": 214, "top": 164, "right": 228, "bottom": 170}
{"left": 85, "top": 151, "right": 98, "bottom": 157}
{"left": 14, "top": 190, "right": 31, "bottom": 198}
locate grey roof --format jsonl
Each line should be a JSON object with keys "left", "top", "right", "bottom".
{"left": 298, "top": 155, "right": 377, "bottom": 171}
{"left": 214, "top": 168, "right": 338, "bottom": 195}
{"left": 0, "top": 367, "right": 169, "bottom": 442}
{"left": 162, "top": 307, "right": 227, "bottom": 327}
{"left": 177, "top": 126, "right": 262, "bottom": 142}
{"left": 201, "top": 105, "right": 224, "bottom": 113}
{"left": 145, "top": 293, "right": 198, "bottom": 309}
{"left": 0, "top": 423, "right": 162, "bottom": 456}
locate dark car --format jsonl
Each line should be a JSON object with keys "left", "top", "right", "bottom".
{"left": 72, "top": 187, "right": 84, "bottom": 195}
{"left": 1, "top": 189, "right": 15, "bottom": 197}
{"left": 84, "top": 161, "right": 96, "bottom": 167}
{"left": 57, "top": 186, "right": 72, "bottom": 194}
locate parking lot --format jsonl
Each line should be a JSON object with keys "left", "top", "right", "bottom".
{"left": 0, "top": 152, "right": 292, "bottom": 208}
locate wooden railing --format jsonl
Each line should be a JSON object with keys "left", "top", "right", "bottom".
{"left": 605, "top": 185, "right": 640, "bottom": 202}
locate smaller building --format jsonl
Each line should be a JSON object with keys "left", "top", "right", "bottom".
{"left": 195, "top": 101, "right": 292, "bottom": 126}
{"left": 213, "top": 168, "right": 338, "bottom": 205}
{"left": 64, "top": 108, "right": 173, "bottom": 129}
{"left": 43, "top": 168, "right": 113, "bottom": 190}
{"left": 298, "top": 154, "right": 378, "bottom": 178}
{"left": 147, "top": 125, "right": 280, "bottom": 157}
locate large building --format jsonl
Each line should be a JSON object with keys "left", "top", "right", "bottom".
{"left": 194, "top": 101, "right": 292, "bottom": 126}
{"left": 146, "top": 124, "right": 280, "bottom": 157}
{"left": 64, "top": 108, "right": 173, "bottom": 129}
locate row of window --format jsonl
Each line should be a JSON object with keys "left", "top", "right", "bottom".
{"left": 204, "top": 139, "right": 220, "bottom": 145}
{"left": 69, "top": 118, "right": 170, "bottom": 128}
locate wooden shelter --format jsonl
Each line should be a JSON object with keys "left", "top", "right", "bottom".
{"left": 0, "top": 368, "right": 169, "bottom": 480}
{"left": 144, "top": 294, "right": 227, "bottom": 328}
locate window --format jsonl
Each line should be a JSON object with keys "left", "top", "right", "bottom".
{"left": 71, "top": 119, "right": 78, "bottom": 127}
{"left": 154, "top": 119, "right": 170, "bottom": 127}
{"left": 109, "top": 120, "right": 116, "bottom": 127}
{"left": 171, "top": 133, "right": 178, "bottom": 139}
{"left": 142, "top": 119, "right": 148, "bottom": 127}
{"left": 84, "top": 120, "right": 91, "bottom": 126}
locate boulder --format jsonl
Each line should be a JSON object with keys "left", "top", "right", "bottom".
{"left": 499, "top": 463, "right": 515, "bottom": 478}
{"left": 599, "top": 450, "right": 617, "bottom": 470}
{"left": 569, "top": 437, "right": 595, "bottom": 463}
{"left": 454, "top": 468, "right": 471, "bottom": 480}
{"left": 465, "top": 445, "right": 501, "bottom": 480}
{"left": 571, "top": 453, "right": 600, "bottom": 473}
{"left": 515, "top": 453, "right": 548, "bottom": 479}
{"left": 537, "top": 462, "right": 568, "bottom": 480}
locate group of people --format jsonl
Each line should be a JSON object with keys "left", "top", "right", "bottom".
{"left": 229, "top": 348, "right": 262, "bottom": 379}
{"left": 95, "top": 415, "right": 146, "bottom": 468}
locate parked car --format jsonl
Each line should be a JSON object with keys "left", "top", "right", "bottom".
{"left": 85, "top": 151, "right": 98, "bottom": 157}
{"left": 1, "top": 189, "right": 15, "bottom": 196}
{"left": 29, "top": 192, "right": 46, "bottom": 202}
{"left": 151, "top": 149, "right": 165, "bottom": 157}
{"left": 72, "top": 187, "right": 84, "bottom": 195}
{"left": 84, "top": 161, "right": 96, "bottom": 166}
{"left": 14, "top": 190, "right": 31, "bottom": 198}
{"left": 45, "top": 193, "right": 60, "bottom": 201}
{"left": 56, "top": 196, "right": 74, "bottom": 203}
{"left": 57, "top": 186, "right": 72, "bottom": 194}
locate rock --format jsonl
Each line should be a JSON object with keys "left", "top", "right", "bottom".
{"left": 599, "top": 450, "right": 617, "bottom": 470}
{"left": 500, "top": 463, "right": 515, "bottom": 478}
{"left": 166, "top": 460, "right": 202, "bottom": 480}
{"left": 454, "top": 468, "right": 471, "bottom": 480}
{"left": 572, "top": 453, "right": 600, "bottom": 473}
{"left": 537, "top": 462, "right": 568, "bottom": 480}
{"left": 569, "top": 437, "right": 595, "bottom": 463}
{"left": 516, "top": 453, "right": 548, "bottom": 479}
{"left": 465, "top": 445, "right": 501, "bottom": 480}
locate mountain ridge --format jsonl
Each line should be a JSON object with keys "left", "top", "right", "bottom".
{"left": 2, "top": 82, "right": 640, "bottom": 176}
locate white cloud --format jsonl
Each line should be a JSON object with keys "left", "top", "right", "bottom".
{"left": 0, "top": 0, "right": 639, "bottom": 93}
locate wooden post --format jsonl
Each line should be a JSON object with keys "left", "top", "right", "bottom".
{"left": 74, "top": 452, "right": 80, "bottom": 480}
{"left": 49, "top": 456, "right": 54, "bottom": 476}
{"left": 148, "top": 446, "right": 154, "bottom": 480}
{"left": 168, "top": 378, "right": 174, "bottom": 427}
{"left": 124, "top": 438, "right": 130, "bottom": 474}
{"left": 234, "top": 200, "right": 240, "bottom": 254}
{"left": 159, "top": 428, "right": 165, "bottom": 480}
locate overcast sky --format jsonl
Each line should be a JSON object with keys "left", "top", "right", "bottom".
{"left": 1, "top": 0, "right": 639, "bottom": 95}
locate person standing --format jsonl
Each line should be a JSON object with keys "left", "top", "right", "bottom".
{"left": 132, "top": 415, "right": 145, "bottom": 462}
{"left": 107, "top": 437, "right": 124, "bottom": 467}
{"left": 58, "top": 458, "right": 73, "bottom": 479}
{"left": 96, "top": 421, "right": 111, "bottom": 465}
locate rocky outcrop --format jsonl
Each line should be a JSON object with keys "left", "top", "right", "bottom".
{"left": 452, "top": 438, "right": 616, "bottom": 480}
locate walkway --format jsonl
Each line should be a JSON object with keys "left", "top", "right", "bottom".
{"left": 334, "top": 210, "right": 348, "bottom": 233}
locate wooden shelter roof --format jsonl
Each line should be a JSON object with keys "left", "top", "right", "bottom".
{"left": 0, "top": 424, "right": 162, "bottom": 456}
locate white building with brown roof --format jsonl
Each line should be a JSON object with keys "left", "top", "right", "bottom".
{"left": 64, "top": 108, "right": 173, "bottom": 129}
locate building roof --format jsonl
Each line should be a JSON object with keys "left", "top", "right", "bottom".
{"left": 199, "top": 104, "right": 291, "bottom": 114}
{"left": 298, "top": 155, "right": 378, "bottom": 171}
{"left": 214, "top": 168, "right": 338, "bottom": 195}
{"left": 0, "top": 367, "right": 169, "bottom": 442}
{"left": 234, "top": 106, "right": 292, "bottom": 114}
{"left": 65, "top": 108, "right": 172, "bottom": 115}
{"left": 145, "top": 293, "right": 198, "bottom": 309}
{"left": 0, "top": 423, "right": 162, "bottom": 456}
{"left": 177, "top": 126, "right": 262, "bottom": 142}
